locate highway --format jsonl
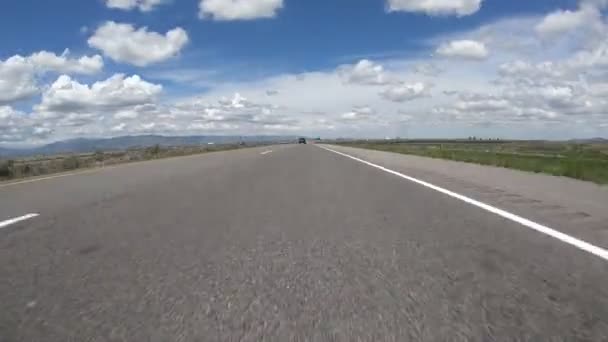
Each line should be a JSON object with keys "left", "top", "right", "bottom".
{"left": 1, "top": 144, "right": 607, "bottom": 341}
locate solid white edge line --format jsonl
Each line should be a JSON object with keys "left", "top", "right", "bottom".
{"left": 0, "top": 213, "right": 40, "bottom": 229}
{"left": 319, "top": 145, "right": 608, "bottom": 262}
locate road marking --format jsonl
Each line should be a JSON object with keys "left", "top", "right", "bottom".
{"left": 319, "top": 145, "right": 608, "bottom": 262}
{"left": 260, "top": 150, "right": 273, "bottom": 155}
{"left": 0, "top": 213, "right": 40, "bottom": 229}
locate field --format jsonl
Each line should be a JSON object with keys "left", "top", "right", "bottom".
{"left": 0, "top": 143, "right": 254, "bottom": 182}
{"left": 336, "top": 140, "right": 608, "bottom": 184}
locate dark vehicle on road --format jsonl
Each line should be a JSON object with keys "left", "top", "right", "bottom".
{"left": 298, "top": 138, "right": 307, "bottom": 144}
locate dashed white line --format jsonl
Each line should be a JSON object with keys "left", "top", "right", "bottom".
{"left": 319, "top": 145, "right": 608, "bottom": 262}
{"left": 260, "top": 150, "right": 273, "bottom": 155}
{"left": 0, "top": 213, "right": 40, "bottom": 229}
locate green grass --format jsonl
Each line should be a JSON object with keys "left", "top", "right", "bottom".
{"left": 338, "top": 141, "right": 608, "bottom": 185}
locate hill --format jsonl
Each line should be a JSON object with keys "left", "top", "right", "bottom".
{"left": 0, "top": 135, "right": 296, "bottom": 158}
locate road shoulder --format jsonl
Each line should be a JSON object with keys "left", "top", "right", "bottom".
{"left": 323, "top": 144, "right": 608, "bottom": 249}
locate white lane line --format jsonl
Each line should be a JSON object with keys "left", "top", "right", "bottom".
{"left": 260, "top": 150, "right": 273, "bottom": 155}
{"left": 319, "top": 145, "right": 608, "bottom": 262}
{"left": 0, "top": 213, "right": 40, "bottom": 229}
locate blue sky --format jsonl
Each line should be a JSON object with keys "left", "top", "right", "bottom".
{"left": 1, "top": 0, "right": 577, "bottom": 72}
{"left": 1, "top": 0, "right": 606, "bottom": 146}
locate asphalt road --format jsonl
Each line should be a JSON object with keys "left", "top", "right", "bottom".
{"left": 1, "top": 144, "right": 607, "bottom": 341}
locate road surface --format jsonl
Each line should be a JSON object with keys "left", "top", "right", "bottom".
{"left": 1, "top": 144, "right": 607, "bottom": 341}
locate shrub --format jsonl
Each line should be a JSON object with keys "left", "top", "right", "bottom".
{"left": 0, "top": 160, "right": 11, "bottom": 178}
{"left": 62, "top": 156, "right": 80, "bottom": 170}
{"left": 23, "top": 164, "right": 32, "bottom": 176}
{"left": 94, "top": 150, "right": 105, "bottom": 162}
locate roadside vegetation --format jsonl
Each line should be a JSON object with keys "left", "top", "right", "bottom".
{"left": 0, "top": 143, "right": 253, "bottom": 182}
{"left": 337, "top": 139, "right": 608, "bottom": 184}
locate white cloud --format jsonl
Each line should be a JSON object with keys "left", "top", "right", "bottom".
{"left": 0, "top": 74, "right": 165, "bottom": 141}
{"left": 435, "top": 68, "right": 597, "bottom": 126}
{"left": 28, "top": 50, "right": 103, "bottom": 75}
{"left": 499, "top": 40, "right": 608, "bottom": 82}
{"left": 338, "top": 59, "right": 392, "bottom": 85}
{"left": 0, "top": 51, "right": 103, "bottom": 105}
{"left": 199, "top": 0, "right": 283, "bottom": 20}
{"left": 416, "top": 16, "right": 608, "bottom": 131}
{"left": 88, "top": 22, "right": 189, "bottom": 67}
{"left": 36, "top": 74, "right": 162, "bottom": 114}
{"left": 7, "top": 8, "right": 608, "bottom": 144}
{"left": 111, "top": 122, "right": 127, "bottom": 132}
{"left": 566, "top": 41, "right": 608, "bottom": 71}
{"left": 499, "top": 60, "right": 561, "bottom": 79}
{"left": 386, "top": 0, "right": 482, "bottom": 16}
{"left": 105, "top": 0, "right": 165, "bottom": 11}
{"left": 380, "top": 82, "right": 430, "bottom": 102}
{"left": 536, "top": 8, "right": 589, "bottom": 36}
{"left": 0, "top": 56, "right": 38, "bottom": 105}
{"left": 535, "top": 4, "right": 603, "bottom": 37}
{"left": 341, "top": 106, "right": 376, "bottom": 121}
{"left": 0, "top": 106, "right": 53, "bottom": 143}
{"left": 174, "top": 93, "right": 296, "bottom": 128}
{"left": 436, "top": 40, "right": 489, "bottom": 60}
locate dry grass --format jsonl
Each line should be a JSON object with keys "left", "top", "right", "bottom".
{"left": 0, "top": 144, "right": 252, "bottom": 181}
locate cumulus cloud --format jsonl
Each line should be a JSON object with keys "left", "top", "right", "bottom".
{"left": 88, "top": 21, "right": 189, "bottom": 67}
{"left": 0, "top": 56, "right": 38, "bottom": 105}
{"left": 0, "top": 51, "right": 103, "bottom": 105}
{"left": 436, "top": 40, "right": 489, "bottom": 60}
{"left": 175, "top": 93, "right": 296, "bottom": 127}
{"left": 386, "top": 0, "right": 482, "bottom": 16}
{"left": 380, "top": 82, "right": 430, "bottom": 102}
{"left": 535, "top": 4, "right": 603, "bottom": 38}
{"left": 0, "top": 106, "right": 53, "bottom": 143}
{"left": 0, "top": 74, "right": 165, "bottom": 141}
{"left": 7, "top": 7, "right": 608, "bottom": 144}
{"left": 28, "top": 50, "right": 103, "bottom": 75}
{"left": 199, "top": 0, "right": 283, "bottom": 20}
{"left": 435, "top": 91, "right": 564, "bottom": 126}
{"left": 13, "top": 87, "right": 308, "bottom": 143}
{"left": 498, "top": 60, "right": 566, "bottom": 82}
{"left": 499, "top": 40, "right": 608, "bottom": 83}
{"left": 420, "top": 15, "right": 608, "bottom": 131}
{"left": 105, "top": 0, "right": 165, "bottom": 11}
{"left": 111, "top": 122, "right": 127, "bottom": 132}
{"left": 36, "top": 74, "right": 162, "bottom": 114}
{"left": 566, "top": 41, "right": 608, "bottom": 71}
{"left": 434, "top": 72, "right": 596, "bottom": 127}
{"left": 341, "top": 106, "right": 376, "bottom": 121}
{"left": 338, "top": 59, "right": 392, "bottom": 85}
{"left": 454, "top": 96, "right": 511, "bottom": 113}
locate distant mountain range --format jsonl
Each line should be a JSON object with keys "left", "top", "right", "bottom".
{"left": 568, "top": 137, "right": 607, "bottom": 143}
{"left": 0, "top": 135, "right": 298, "bottom": 158}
